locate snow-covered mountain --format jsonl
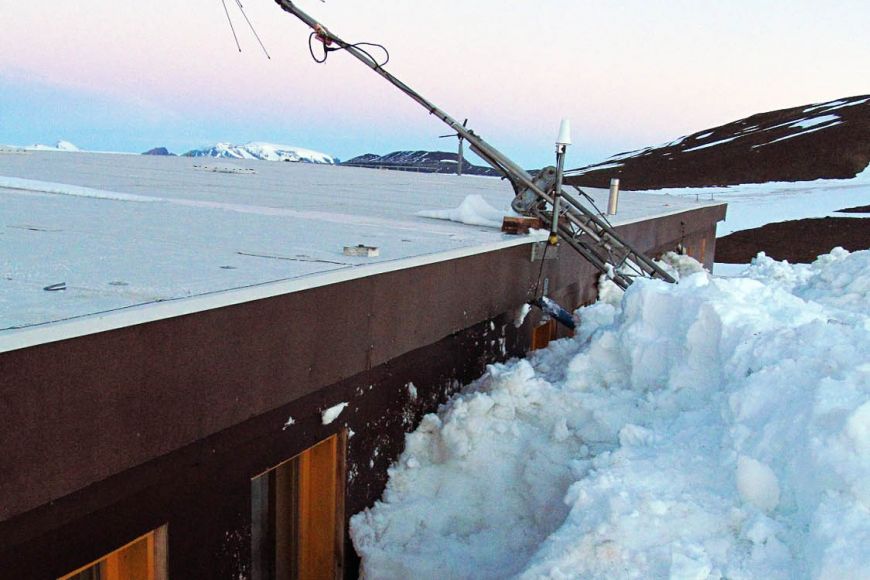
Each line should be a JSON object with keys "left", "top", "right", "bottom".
{"left": 566, "top": 94, "right": 870, "bottom": 189}
{"left": 19, "top": 140, "right": 81, "bottom": 152}
{"left": 182, "top": 142, "right": 336, "bottom": 164}
{"left": 343, "top": 150, "right": 500, "bottom": 176}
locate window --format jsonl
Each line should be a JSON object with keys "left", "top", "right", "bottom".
{"left": 252, "top": 433, "right": 346, "bottom": 580}
{"left": 59, "top": 526, "right": 167, "bottom": 580}
{"left": 531, "top": 319, "right": 557, "bottom": 351}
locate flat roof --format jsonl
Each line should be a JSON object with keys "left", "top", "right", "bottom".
{"left": 0, "top": 150, "right": 722, "bottom": 351}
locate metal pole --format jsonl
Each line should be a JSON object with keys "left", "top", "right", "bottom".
{"left": 607, "top": 178, "right": 620, "bottom": 215}
{"left": 457, "top": 137, "right": 464, "bottom": 176}
{"left": 550, "top": 145, "right": 565, "bottom": 245}
{"left": 551, "top": 119, "right": 571, "bottom": 246}
{"left": 273, "top": 1, "right": 538, "bottom": 193}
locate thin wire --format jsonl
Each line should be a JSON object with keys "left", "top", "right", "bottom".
{"left": 221, "top": 0, "right": 242, "bottom": 52}
{"left": 570, "top": 186, "right": 646, "bottom": 278}
{"left": 571, "top": 185, "right": 612, "bottom": 228}
{"left": 234, "top": 0, "right": 271, "bottom": 59}
{"left": 307, "top": 33, "right": 390, "bottom": 68}
{"left": 531, "top": 241, "right": 550, "bottom": 299}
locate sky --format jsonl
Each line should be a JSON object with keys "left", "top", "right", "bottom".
{"left": 1, "top": 0, "right": 868, "bottom": 168}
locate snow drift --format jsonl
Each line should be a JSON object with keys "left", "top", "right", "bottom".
{"left": 351, "top": 250, "right": 870, "bottom": 579}
{"left": 416, "top": 194, "right": 511, "bottom": 228}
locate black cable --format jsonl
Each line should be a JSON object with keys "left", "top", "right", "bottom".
{"left": 307, "top": 33, "right": 390, "bottom": 67}
{"left": 531, "top": 241, "right": 550, "bottom": 300}
{"left": 570, "top": 185, "right": 646, "bottom": 278}
{"left": 308, "top": 32, "right": 330, "bottom": 63}
{"left": 235, "top": 0, "right": 271, "bottom": 59}
{"left": 572, "top": 185, "right": 613, "bottom": 228}
{"left": 221, "top": 0, "right": 242, "bottom": 52}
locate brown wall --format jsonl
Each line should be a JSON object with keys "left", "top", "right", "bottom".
{"left": 0, "top": 205, "right": 724, "bottom": 577}
{"left": 0, "top": 313, "right": 527, "bottom": 579}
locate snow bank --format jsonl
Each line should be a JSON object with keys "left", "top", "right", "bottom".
{"left": 417, "top": 194, "right": 509, "bottom": 228}
{"left": 351, "top": 249, "right": 870, "bottom": 579}
{"left": 0, "top": 176, "right": 158, "bottom": 202}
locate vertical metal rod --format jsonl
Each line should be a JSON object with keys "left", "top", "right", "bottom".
{"left": 607, "top": 178, "right": 620, "bottom": 215}
{"left": 457, "top": 138, "right": 464, "bottom": 176}
{"left": 550, "top": 144, "right": 566, "bottom": 245}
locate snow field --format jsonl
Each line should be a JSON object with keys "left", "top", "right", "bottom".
{"left": 634, "top": 165, "right": 870, "bottom": 237}
{"left": 351, "top": 249, "right": 870, "bottom": 579}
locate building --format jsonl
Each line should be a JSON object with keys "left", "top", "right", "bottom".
{"left": 0, "top": 150, "right": 725, "bottom": 578}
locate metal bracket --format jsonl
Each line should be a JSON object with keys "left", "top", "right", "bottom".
{"left": 530, "top": 242, "right": 559, "bottom": 262}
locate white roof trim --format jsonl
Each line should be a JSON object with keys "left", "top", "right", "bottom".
{"left": 0, "top": 233, "right": 547, "bottom": 354}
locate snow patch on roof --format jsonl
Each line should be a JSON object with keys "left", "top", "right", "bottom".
{"left": 417, "top": 194, "right": 510, "bottom": 228}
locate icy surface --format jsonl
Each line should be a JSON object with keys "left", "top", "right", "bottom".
{"left": 0, "top": 151, "right": 716, "bottom": 334}
{"left": 351, "top": 250, "right": 870, "bottom": 579}
{"left": 632, "top": 165, "right": 870, "bottom": 237}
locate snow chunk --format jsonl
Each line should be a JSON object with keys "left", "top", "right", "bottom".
{"left": 514, "top": 303, "right": 532, "bottom": 327}
{"left": 321, "top": 402, "right": 348, "bottom": 425}
{"left": 736, "top": 455, "right": 781, "bottom": 512}
{"left": 417, "top": 194, "right": 507, "bottom": 228}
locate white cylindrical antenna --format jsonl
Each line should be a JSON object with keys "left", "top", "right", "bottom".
{"left": 607, "top": 178, "right": 620, "bottom": 215}
{"left": 550, "top": 118, "right": 571, "bottom": 246}
{"left": 556, "top": 118, "right": 572, "bottom": 146}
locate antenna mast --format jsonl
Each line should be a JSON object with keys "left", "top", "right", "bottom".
{"left": 271, "top": 1, "right": 675, "bottom": 289}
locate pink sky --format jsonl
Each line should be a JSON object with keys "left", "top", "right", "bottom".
{"left": 1, "top": 0, "right": 868, "bottom": 166}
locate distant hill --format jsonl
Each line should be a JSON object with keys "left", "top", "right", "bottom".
{"left": 22, "top": 140, "right": 80, "bottom": 152}
{"left": 342, "top": 150, "right": 501, "bottom": 176}
{"left": 566, "top": 95, "right": 870, "bottom": 190}
{"left": 183, "top": 142, "right": 336, "bottom": 164}
{"left": 143, "top": 147, "right": 175, "bottom": 156}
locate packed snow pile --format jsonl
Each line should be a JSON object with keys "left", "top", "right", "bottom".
{"left": 417, "top": 194, "right": 512, "bottom": 228}
{"left": 351, "top": 249, "right": 870, "bottom": 579}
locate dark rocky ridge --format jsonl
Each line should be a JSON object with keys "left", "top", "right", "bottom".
{"left": 716, "top": 217, "right": 870, "bottom": 264}
{"left": 343, "top": 150, "right": 500, "bottom": 176}
{"left": 142, "top": 147, "right": 175, "bottom": 156}
{"left": 566, "top": 95, "right": 870, "bottom": 190}
{"left": 837, "top": 205, "right": 870, "bottom": 213}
